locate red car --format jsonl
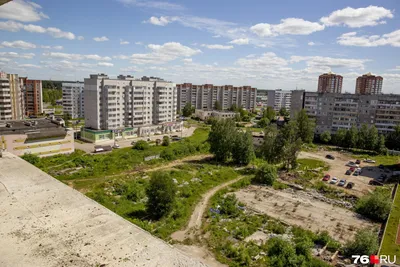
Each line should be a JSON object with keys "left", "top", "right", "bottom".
{"left": 350, "top": 167, "right": 355, "bottom": 172}
{"left": 323, "top": 174, "right": 331, "bottom": 181}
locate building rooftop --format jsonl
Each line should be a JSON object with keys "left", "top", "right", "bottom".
{"left": 0, "top": 152, "right": 205, "bottom": 267}
{"left": 0, "top": 118, "right": 67, "bottom": 139}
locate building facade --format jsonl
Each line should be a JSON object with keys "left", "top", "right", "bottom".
{"left": 317, "top": 72, "right": 343, "bottom": 93}
{"left": 256, "top": 89, "right": 269, "bottom": 107}
{"left": 176, "top": 83, "right": 256, "bottom": 111}
{"left": 62, "top": 82, "right": 84, "bottom": 119}
{"left": 355, "top": 73, "right": 383, "bottom": 95}
{"left": 24, "top": 79, "right": 43, "bottom": 116}
{"left": 194, "top": 109, "right": 237, "bottom": 121}
{"left": 300, "top": 92, "right": 400, "bottom": 135}
{"left": 265, "top": 89, "right": 292, "bottom": 112}
{"left": 82, "top": 74, "right": 180, "bottom": 143}
{"left": 0, "top": 72, "right": 24, "bottom": 121}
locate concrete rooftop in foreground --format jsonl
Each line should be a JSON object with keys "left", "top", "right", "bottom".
{"left": 0, "top": 152, "right": 206, "bottom": 267}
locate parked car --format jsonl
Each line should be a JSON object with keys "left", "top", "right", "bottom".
{"left": 379, "top": 164, "right": 384, "bottom": 169}
{"left": 346, "top": 182, "right": 355, "bottom": 189}
{"left": 323, "top": 174, "right": 331, "bottom": 181}
{"left": 94, "top": 147, "right": 104, "bottom": 153}
{"left": 330, "top": 177, "right": 338, "bottom": 184}
{"left": 353, "top": 171, "right": 359, "bottom": 176}
{"left": 364, "top": 159, "right": 376, "bottom": 163}
{"left": 338, "top": 179, "right": 346, "bottom": 186}
{"left": 369, "top": 180, "right": 383, "bottom": 186}
{"left": 112, "top": 144, "right": 120, "bottom": 149}
{"left": 355, "top": 159, "right": 361, "bottom": 164}
{"left": 131, "top": 141, "right": 136, "bottom": 145}
{"left": 350, "top": 167, "right": 356, "bottom": 172}
{"left": 346, "top": 162, "right": 359, "bottom": 167}
{"left": 326, "top": 154, "right": 335, "bottom": 160}
{"left": 345, "top": 170, "right": 352, "bottom": 175}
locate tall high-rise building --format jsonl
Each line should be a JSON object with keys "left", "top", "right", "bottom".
{"left": 176, "top": 83, "right": 256, "bottom": 111}
{"left": 24, "top": 79, "right": 43, "bottom": 116}
{"left": 84, "top": 74, "right": 177, "bottom": 131}
{"left": 0, "top": 72, "right": 24, "bottom": 120}
{"left": 317, "top": 72, "right": 343, "bottom": 93}
{"left": 355, "top": 72, "right": 383, "bottom": 95}
{"left": 62, "top": 82, "right": 84, "bottom": 119}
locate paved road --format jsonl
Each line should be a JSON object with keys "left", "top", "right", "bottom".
{"left": 74, "top": 126, "right": 197, "bottom": 153}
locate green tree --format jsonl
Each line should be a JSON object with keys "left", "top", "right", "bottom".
{"left": 219, "top": 194, "right": 241, "bottom": 217}
{"left": 208, "top": 119, "right": 237, "bottom": 162}
{"left": 257, "top": 117, "right": 270, "bottom": 128}
{"left": 355, "top": 188, "right": 391, "bottom": 222}
{"left": 182, "top": 102, "right": 195, "bottom": 117}
{"left": 21, "top": 153, "right": 40, "bottom": 165}
{"left": 332, "top": 128, "right": 346, "bottom": 147}
{"left": 320, "top": 131, "right": 331, "bottom": 144}
{"left": 214, "top": 100, "right": 222, "bottom": 111}
{"left": 280, "top": 121, "right": 302, "bottom": 169}
{"left": 229, "top": 103, "right": 238, "bottom": 112}
{"left": 386, "top": 124, "right": 400, "bottom": 150}
{"left": 133, "top": 140, "right": 149, "bottom": 150}
{"left": 263, "top": 107, "right": 276, "bottom": 121}
{"left": 232, "top": 131, "right": 255, "bottom": 165}
{"left": 344, "top": 126, "right": 358, "bottom": 148}
{"left": 267, "top": 238, "right": 300, "bottom": 267}
{"left": 234, "top": 113, "right": 241, "bottom": 122}
{"left": 63, "top": 112, "right": 72, "bottom": 121}
{"left": 261, "top": 125, "right": 281, "bottom": 163}
{"left": 162, "top": 135, "right": 170, "bottom": 146}
{"left": 253, "top": 164, "right": 277, "bottom": 185}
{"left": 366, "top": 125, "right": 379, "bottom": 151}
{"left": 294, "top": 110, "right": 315, "bottom": 143}
{"left": 375, "top": 135, "right": 387, "bottom": 155}
{"left": 146, "top": 172, "right": 177, "bottom": 219}
{"left": 279, "top": 107, "right": 290, "bottom": 117}
{"left": 343, "top": 228, "right": 379, "bottom": 257}
{"left": 357, "top": 124, "right": 369, "bottom": 150}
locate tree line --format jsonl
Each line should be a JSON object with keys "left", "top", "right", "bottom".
{"left": 43, "top": 88, "right": 63, "bottom": 105}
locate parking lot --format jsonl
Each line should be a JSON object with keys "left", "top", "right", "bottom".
{"left": 299, "top": 151, "right": 387, "bottom": 197}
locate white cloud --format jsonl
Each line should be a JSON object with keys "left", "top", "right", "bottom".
{"left": 118, "top": 0, "right": 184, "bottom": 10}
{"left": 337, "top": 30, "right": 400, "bottom": 47}
{"left": 388, "top": 66, "right": 400, "bottom": 72}
{"left": 93, "top": 36, "right": 109, "bottom": 42}
{"left": 113, "top": 55, "right": 130, "bottom": 60}
{"left": 43, "top": 52, "right": 112, "bottom": 61}
{"left": 212, "top": 35, "right": 221, "bottom": 38}
{"left": 1, "top": 40, "right": 36, "bottom": 49}
{"left": 0, "top": 52, "right": 35, "bottom": 59}
{"left": 320, "top": 6, "right": 394, "bottom": 28}
{"left": 135, "top": 41, "right": 143, "bottom": 45}
{"left": 77, "top": 36, "right": 84, "bottom": 41}
{"left": 120, "top": 66, "right": 142, "bottom": 72}
{"left": 120, "top": 39, "right": 129, "bottom": 45}
{"left": 229, "top": 38, "right": 249, "bottom": 45}
{"left": 98, "top": 62, "right": 114, "bottom": 67}
{"left": 18, "top": 63, "right": 41, "bottom": 68}
{"left": 0, "top": 0, "right": 48, "bottom": 22}
{"left": 0, "top": 20, "right": 76, "bottom": 40}
{"left": 145, "top": 16, "right": 176, "bottom": 26}
{"left": 235, "top": 52, "right": 288, "bottom": 68}
{"left": 41, "top": 45, "right": 63, "bottom": 50}
{"left": 183, "top": 58, "right": 192, "bottom": 63}
{"left": 41, "top": 60, "right": 96, "bottom": 72}
{"left": 251, "top": 18, "right": 325, "bottom": 37}
{"left": 290, "top": 55, "right": 370, "bottom": 70}
{"left": 308, "top": 42, "right": 315, "bottom": 46}
{"left": 201, "top": 44, "right": 234, "bottom": 50}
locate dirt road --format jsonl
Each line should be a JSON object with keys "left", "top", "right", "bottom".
{"left": 235, "top": 185, "right": 378, "bottom": 243}
{"left": 299, "top": 151, "right": 379, "bottom": 196}
{"left": 171, "top": 176, "right": 245, "bottom": 241}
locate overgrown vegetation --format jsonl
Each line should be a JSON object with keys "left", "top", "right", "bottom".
{"left": 253, "top": 164, "right": 277, "bottom": 185}
{"left": 342, "top": 228, "right": 379, "bottom": 257}
{"left": 43, "top": 88, "right": 62, "bottom": 105}
{"left": 355, "top": 187, "right": 392, "bottom": 222}
{"left": 146, "top": 172, "right": 177, "bottom": 219}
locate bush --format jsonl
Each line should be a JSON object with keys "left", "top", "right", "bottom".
{"left": 343, "top": 228, "right": 379, "bottom": 257}
{"left": 146, "top": 172, "right": 177, "bottom": 219}
{"left": 126, "top": 181, "right": 145, "bottom": 202}
{"left": 219, "top": 194, "right": 241, "bottom": 217}
{"left": 162, "top": 136, "right": 170, "bottom": 146}
{"left": 253, "top": 164, "right": 277, "bottom": 185}
{"left": 355, "top": 188, "right": 392, "bottom": 222}
{"left": 133, "top": 140, "right": 149, "bottom": 150}
{"left": 21, "top": 153, "right": 40, "bottom": 165}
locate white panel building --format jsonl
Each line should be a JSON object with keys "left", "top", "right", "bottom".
{"left": 62, "top": 82, "right": 84, "bottom": 119}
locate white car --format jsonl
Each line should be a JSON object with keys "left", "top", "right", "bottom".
{"left": 364, "top": 159, "right": 376, "bottom": 163}
{"left": 113, "top": 143, "right": 120, "bottom": 149}
{"left": 330, "top": 177, "right": 338, "bottom": 184}
{"left": 346, "top": 162, "right": 359, "bottom": 167}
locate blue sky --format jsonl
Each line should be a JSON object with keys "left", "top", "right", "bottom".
{"left": 0, "top": 0, "right": 399, "bottom": 92}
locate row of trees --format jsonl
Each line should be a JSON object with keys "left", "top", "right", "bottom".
{"left": 319, "top": 124, "right": 386, "bottom": 154}
{"left": 208, "top": 119, "right": 255, "bottom": 165}
{"left": 43, "top": 88, "right": 63, "bottom": 105}
{"left": 386, "top": 124, "right": 400, "bottom": 150}
{"left": 260, "top": 110, "right": 315, "bottom": 169}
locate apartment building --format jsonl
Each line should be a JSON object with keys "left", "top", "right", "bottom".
{"left": 176, "top": 83, "right": 256, "bottom": 111}
{"left": 82, "top": 74, "right": 180, "bottom": 143}
{"left": 0, "top": 72, "right": 24, "bottom": 121}
{"left": 265, "top": 89, "right": 292, "bottom": 112}
{"left": 317, "top": 72, "right": 343, "bottom": 93}
{"left": 256, "top": 89, "right": 269, "bottom": 107}
{"left": 301, "top": 92, "right": 400, "bottom": 134}
{"left": 62, "top": 82, "right": 84, "bottom": 119}
{"left": 23, "top": 79, "right": 43, "bottom": 116}
{"left": 355, "top": 72, "right": 383, "bottom": 95}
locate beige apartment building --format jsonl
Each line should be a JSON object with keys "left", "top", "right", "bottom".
{"left": 0, "top": 72, "right": 24, "bottom": 121}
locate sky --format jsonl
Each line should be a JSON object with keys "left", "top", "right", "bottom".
{"left": 0, "top": 0, "right": 399, "bottom": 93}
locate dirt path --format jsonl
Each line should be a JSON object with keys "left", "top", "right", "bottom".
{"left": 171, "top": 176, "right": 244, "bottom": 241}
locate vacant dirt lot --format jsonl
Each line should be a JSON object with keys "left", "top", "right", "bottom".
{"left": 235, "top": 186, "right": 378, "bottom": 243}
{"left": 299, "top": 151, "right": 382, "bottom": 197}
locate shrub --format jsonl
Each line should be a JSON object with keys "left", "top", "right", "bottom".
{"left": 162, "top": 136, "right": 170, "bottom": 146}
{"left": 342, "top": 228, "right": 379, "bottom": 257}
{"left": 160, "top": 148, "right": 176, "bottom": 160}
{"left": 253, "top": 164, "right": 277, "bottom": 185}
{"left": 355, "top": 188, "right": 392, "bottom": 222}
{"left": 146, "top": 172, "right": 177, "bottom": 219}
{"left": 219, "top": 194, "right": 241, "bottom": 217}
{"left": 134, "top": 140, "right": 149, "bottom": 150}
{"left": 21, "top": 153, "right": 40, "bottom": 165}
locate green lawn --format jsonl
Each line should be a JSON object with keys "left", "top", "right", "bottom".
{"left": 297, "top": 158, "right": 328, "bottom": 170}
{"left": 380, "top": 187, "right": 400, "bottom": 263}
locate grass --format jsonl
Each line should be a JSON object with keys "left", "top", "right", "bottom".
{"left": 85, "top": 164, "right": 240, "bottom": 240}
{"left": 380, "top": 186, "right": 400, "bottom": 263}
{"left": 297, "top": 158, "right": 328, "bottom": 170}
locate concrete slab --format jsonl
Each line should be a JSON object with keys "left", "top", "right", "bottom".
{"left": 0, "top": 152, "right": 206, "bottom": 267}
